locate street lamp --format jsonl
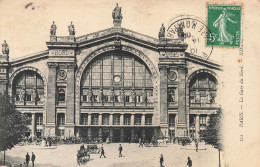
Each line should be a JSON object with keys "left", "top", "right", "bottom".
{"left": 48, "top": 129, "right": 50, "bottom": 136}
{"left": 184, "top": 130, "right": 186, "bottom": 138}
{"left": 164, "top": 130, "right": 166, "bottom": 139}
{"left": 69, "top": 130, "right": 71, "bottom": 138}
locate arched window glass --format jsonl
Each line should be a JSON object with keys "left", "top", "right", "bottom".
{"left": 13, "top": 70, "right": 44, "bottom": 105}
{"left": 189, "top": 72, "right": 217, "bottom": 105}
{"left": 80, "top": 51, "right": 153, "bottom": 107}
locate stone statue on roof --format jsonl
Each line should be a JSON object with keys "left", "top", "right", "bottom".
{"left": 112, "top": 3, "right": 123, "bottom": 20}
{"left": 2, "top": 40, "right": 9, "bottom": 55}
{"left": 68, "top": 21, "right": 76, "bottom": 35}
{"left": 158, "top": 24, "right": 165, "bottom": 38}
{"left": 50, "top": 21, "right": 57, "bottom": 35}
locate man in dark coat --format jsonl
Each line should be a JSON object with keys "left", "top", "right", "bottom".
{"left": 100, "top": 146, "right": 106, "bottom": 158}
{"left": 25, "top": 153, "right": 30, "bottom": 167}
{"left": 118, "top": 144, "right": 123, "bottom": 157}
{"left": 31, "top": 152, "right": 36, "bottom": 166}
{"left": 187, "top": 157, "right": 192, "bottom": 167}
{"left": 160, "top": 154, "right": 164, "bottom": 167}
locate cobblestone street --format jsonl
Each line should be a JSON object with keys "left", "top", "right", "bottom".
{"left": 0, "top": 142, "right": 224, "bottom": 167}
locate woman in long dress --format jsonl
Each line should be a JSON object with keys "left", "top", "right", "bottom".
{"left": 213, "top": 8, "right": 237, "bottom": 44}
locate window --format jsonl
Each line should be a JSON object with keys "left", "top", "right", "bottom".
{"left": 103, "top": 95, "right": 109, "bottom": 102}
{"left": 124, "top": 115, "right": 131, "bottom": 125}
{"left": 145, "top": 115, "right": 153, "bottom": 125}
{"left": 91, "top": 114, "right": 99, "bottom": 125}
{"left": 189, "top": 72, "right": 217, "bottom": 105}
{"left": 168, "top": 89, "right": 175, "bottom": 102}
{"left": 57, "top": 113, "right": 65, "bottom": 125}
{"left": 113, "top": 114, "right": 120, "bottom": 125}
{"left": 83, "top": 95, "right": 87, "bottom": 102}
{"left": 58, "top": 88, "right": 66, "bottom": 101}
{"left": 80, "top": 51, "right": 154, "bottom": 106}
{"left": 125, "top": 96, "right": 130, "bottom": 102}
{"left": 199, "top": 116, "right": 207, "bottom": 127}
{"left": 81, "top": 114, "right": 88, "bottom": 125}
{"left": 134, "top": 115, "right": 142, "bottom": 125}
{"left": 169, "top": 114, "right": 175, "bottom": 127}
{"left": 189, "top": 115, "right": 196, "bottom": 127}
{"left": 36, "top": 114, "right": 43, "bottom": 125}
{"left": 13, "top": 71, "right": 44, "bottom": 104}
{"left": 102, "top": 114, "right": 109, "bottom": 125}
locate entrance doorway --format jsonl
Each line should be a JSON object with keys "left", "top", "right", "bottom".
{"left": 113, "top": 128, "right": 120, "bottom": 142}
{"left": 102, "top": 128, "right": 110, "bottom": 142}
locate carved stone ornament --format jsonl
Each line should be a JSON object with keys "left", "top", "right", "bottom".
{"left": 57, "top": 70, "right": 67, "bottom": 80}
{"left": 114, "top": 36, "right": 121, "bottom": 49}
{"left": 168, "top": 71, "right": 177, "bottom": 81}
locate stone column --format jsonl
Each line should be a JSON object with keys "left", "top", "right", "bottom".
{"left": 99, "top": 114, "right": 102, "bottom": 125}
{"left": 195, "top": 115, "right": 200, "bottom": 139}
{"left": 120, "top": 128, "right": 124, "bottom": 142}
{"left": 175, "top": 114, "right": 178, "bottom": 138}
{"left": 159, "top": 65, "right": 169, "bottom": 139}
{"left": 131, "top": 128, "right": 135, "bottom": 142}
{"left": 98, "top": 128, "right": 103, "bottom": 140}
{"left": 88, "top": 114, "right": 91, "bottom": 125}
{"left": 141, "top": 114, "right": 145, "bottom": 126}
{"left": 31, "top": 113, "right": 36, "bottom": 138}
{"left": 109, "top": 114, "right": 113, "bottom": 125}
{"left": 87, "top": 128, "right": 92, "bottom": 140}
{"left": 66, "top": 63, "right": 76, "bottom": 124}
{"left": 46, "top": 63, "right": 58, "bottom": 131}
{"left": 109, "top": 128, "right": 113, "bottom": 142}
{"left": 142, "top": 128, "right": 146, "bottom": 140}
{"left": 120, "top": 114, "right": 124, "bottom": 125}
{"left": 177, "top": 67, "right": 187, "bottom": 137}
{"left": 131, "top": 114, "right": 135, "bottom": 125}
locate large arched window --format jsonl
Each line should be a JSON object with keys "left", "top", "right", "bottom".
{"left": 189, "top": 72, "right": 217, "bottom": 106}
{"left": 80, "top": 51, "right": 153, "bottom": 106}
{"left": 13, "top": 70, "right": 44, "bottom": 105}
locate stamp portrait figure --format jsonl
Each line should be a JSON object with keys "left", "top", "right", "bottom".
{"left": 213, "top": 8, "right": 237, "bottom": 45}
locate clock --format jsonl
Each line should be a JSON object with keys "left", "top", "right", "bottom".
{"left": 168, "top": 71, "right": 177, "bottom": 81}
{"left": 114, "top": 75, "right": 121, "bottom": 83}
{"left": 57, "top": 70, "right": 67, "bottom": 80}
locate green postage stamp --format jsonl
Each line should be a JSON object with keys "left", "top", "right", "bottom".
{"left": 207, "top": 4, "right": 242, "bottom": 47}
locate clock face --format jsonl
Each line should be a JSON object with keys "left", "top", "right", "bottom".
{"left": 114, "top": 75, "right": 121, "bottom": 83}
{"left": 168, "top": 71, "right": 177, "bottom": 81}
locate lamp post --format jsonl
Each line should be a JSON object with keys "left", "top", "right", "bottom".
{"left": 184, "top": 130, "right": 186, "bottom": 138}
{"left": 48, "top": 129, "right": 50, "bottom": 136}
{"left": 69, "top": 129, "right": 71, "bottom": 138}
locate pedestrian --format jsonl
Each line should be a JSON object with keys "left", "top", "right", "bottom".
{"left": 31, "top": 152, "right": 36, "bottom": 166}
{"left": 187, "top": 157, "right": 192, "bottom": 167}
{"left": 195, "top": 140, "right": 198, "bottom": 152}
{"left": 160, "top": 154, "right": 164, "bottom": 167}
{"left": 100, "top": 146, "right": 106, "bottom": 158}
{"left": 138, "top": 138, "right": 143, "bottom": 148}
{"left": 49, "top": 140, "right": 52, "bottom": 147}
{"left": 118, "top": 144, "right": 123, "bottom": 157}
{"left": 25, "top": 152, "right": 30, "bottom": 167}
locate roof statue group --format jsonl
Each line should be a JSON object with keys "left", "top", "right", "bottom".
{"left": 158, "top": 23, "right": 184, "bottom": 39}
{"left": 50, "top": 21, "right": 75, "bottom": 36}
{"left": 2, "top": 40, "right": 9, "bottom": 55}
{"left": 112, "top": 3, "right": 123, "bottom": 20}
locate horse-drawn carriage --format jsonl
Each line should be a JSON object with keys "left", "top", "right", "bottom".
{"left": 76, "top": 144, "right": 99, "bottom": 165}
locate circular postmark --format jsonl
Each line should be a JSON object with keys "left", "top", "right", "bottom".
{"left": 166, "top": 15, "right": 214, "bottom": 60}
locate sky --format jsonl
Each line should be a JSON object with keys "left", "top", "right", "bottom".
{"left": 0, "top": 0, "right": 222, "bottom": 62}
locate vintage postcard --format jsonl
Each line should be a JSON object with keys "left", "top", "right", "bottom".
{"left": 0, "top": 0, "right": 259, "bottom": 167}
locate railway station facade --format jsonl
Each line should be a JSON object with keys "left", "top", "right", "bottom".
{"left": 0, "top": 9, "right": 222, "bottom": 142}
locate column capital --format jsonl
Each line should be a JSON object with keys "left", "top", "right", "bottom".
{"left": 47, "top": 62, "right": 58, "bottom": 68}
{"left": 158, "top": 64, "right": 169, "bottom": 70}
